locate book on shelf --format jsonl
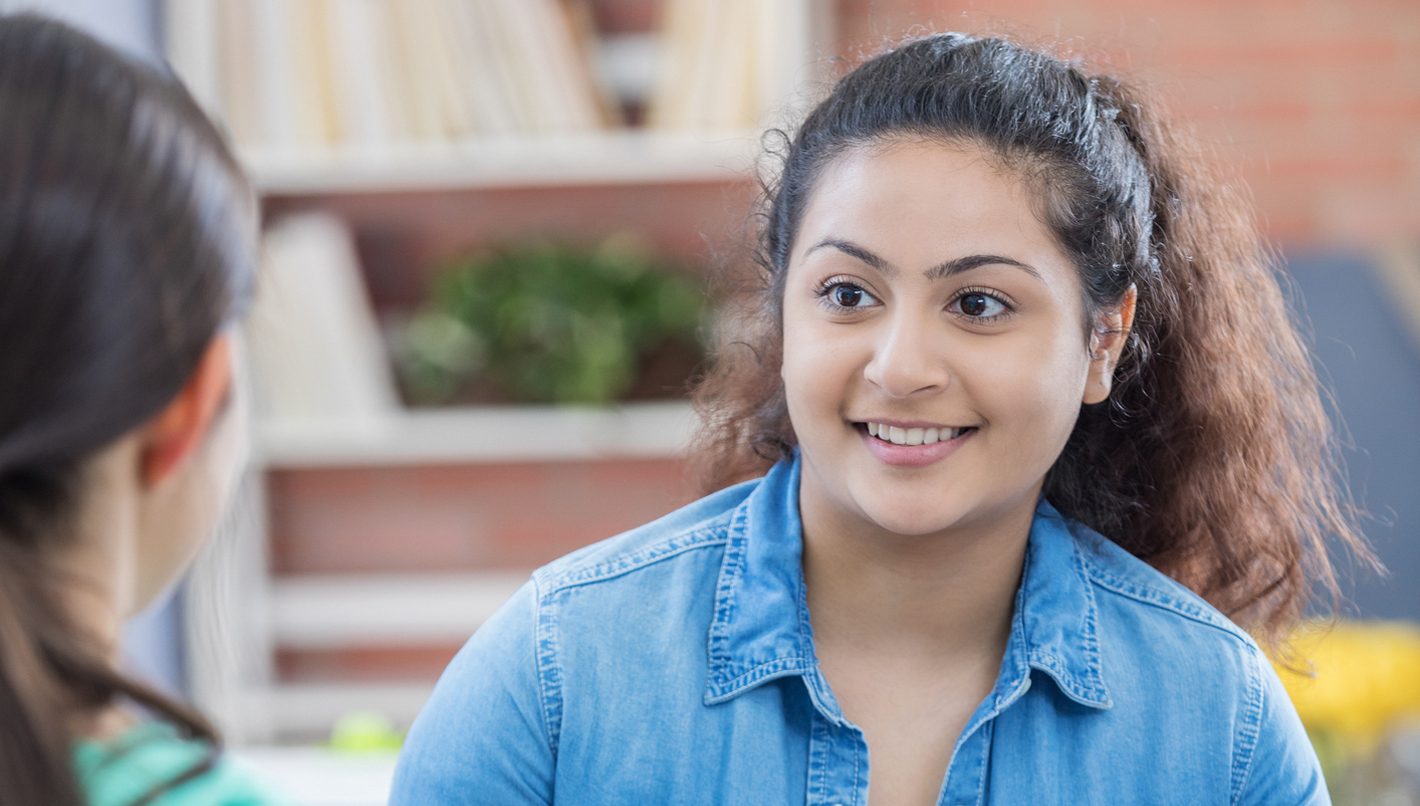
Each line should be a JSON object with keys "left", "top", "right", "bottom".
{"left": 163, "top": 0, "right": 819, "bottom": 159}
{"left": 646, "top": 0, "right": 815, "bottom": 132}
{"left": 245, "top": 213, "right": 399, "bottom": 426}
{"left": 164, "top": 0, "right": 619, "bottom": 152}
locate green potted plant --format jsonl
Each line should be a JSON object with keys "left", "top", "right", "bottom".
{"left": 398, "top": 235, "right": 706, "bottom": 406}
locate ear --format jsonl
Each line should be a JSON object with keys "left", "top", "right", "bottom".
{"left": 140, "top": 333, "right": 234, "bottom": 488}
{"left": 1082, "top": 285, "right": 1137, "bottom": 405}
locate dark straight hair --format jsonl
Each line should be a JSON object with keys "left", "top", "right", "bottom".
{"left": 692, "top": 32, "right": 1376, "bottom": 647}
{"left": 0, "top": 14, "right": 256, "bottom": 805}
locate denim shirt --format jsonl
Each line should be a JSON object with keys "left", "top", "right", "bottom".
{"left": 392, "top": 456, "right": 1327, "bottom": 805}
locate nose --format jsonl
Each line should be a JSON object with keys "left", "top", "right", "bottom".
{"left": 862, "top": 309, "right": 950, "bottom": 398}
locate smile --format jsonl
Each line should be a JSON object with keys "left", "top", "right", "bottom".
{"left": 865, "top": 422, "right": 973, "bottom": 446}
{"left": 854, "top": 421, "right": 978, "bottom": 467}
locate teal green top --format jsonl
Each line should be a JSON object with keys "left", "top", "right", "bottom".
{"left": 74, "top": 722, "right": 282, "bottom": 806}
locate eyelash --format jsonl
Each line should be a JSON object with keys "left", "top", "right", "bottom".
{"left": 814, "top": 275, "right": 875, "bottom": 312}
{"left": 950, "top": 285, "right": 1016, "bottom": 323}
{"left": 814, "top": 277, "right": 1016, "bottom": 323}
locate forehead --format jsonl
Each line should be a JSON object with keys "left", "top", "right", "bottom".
{"left": 794, "top": 137, "right": 1071, "bottom": 275}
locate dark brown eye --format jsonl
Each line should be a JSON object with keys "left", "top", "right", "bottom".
{"left": 954, "top": 291, "right": 1008, "bottom": 318}
{"left": 832, "top": 285, "right": 864, "bottom": 307}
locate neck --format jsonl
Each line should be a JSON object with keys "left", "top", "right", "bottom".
{"left": 53, "top": 544, "right": 126, "bottom": 664}
{"left": 51, "top": 441, "right": 144, "bottom": 670}
{"left": 49, "top": 446, "right": 146, "bottom": 740}
{"left": 799, "top": 482, "right": 1038, "bottom": 666}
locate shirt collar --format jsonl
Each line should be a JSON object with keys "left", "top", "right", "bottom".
{"left": 703, "top": 454, "right": 1112, "bottom": 711}
{"left": 1005, "top": 500, "right": 1113, "bottom": 709}
{"left": 704, "top": 456, "right": 816, "bottom": 704}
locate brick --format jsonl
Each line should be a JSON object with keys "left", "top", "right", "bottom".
{"left": 267, "top": 457, "right": 696, "bottom": 575}
{"left": 1165, "top": 41, "right": 1402, "bottom": 68}
{"left": 276, "top": 644, "right": 461, "bottom": 683}
{"left": 266, "top": 182, "right": 759, "bottom": 310}
{"left": 832, "top": 0, "right": 1420, "bottom": 244}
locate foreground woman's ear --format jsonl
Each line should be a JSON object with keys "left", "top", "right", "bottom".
{"left": 140, "top": 333, "right": 234, "bottom": 488}
{"left": 1083, "top": 284, "right": 1137, "bottom": 405}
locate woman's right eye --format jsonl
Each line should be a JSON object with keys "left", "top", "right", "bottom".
{"left": 819, "top": 281, "right": 879, "bottom": 310}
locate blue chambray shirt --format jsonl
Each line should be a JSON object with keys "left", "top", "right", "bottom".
{"left": 392, "top": 455, "right": 1327, "bottom": 804}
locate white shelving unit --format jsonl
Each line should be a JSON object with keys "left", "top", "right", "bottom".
{"left": 270, "top": 571, "right": 532, "bottom": 648}
{"left": 242, "top": 130, "right": 764, "bottom": 194}
{"left": 256, "top": 401, "right": 696, "bottom": 468}
{"left": 179, "top": 0, "right": 833, "bottom": 752}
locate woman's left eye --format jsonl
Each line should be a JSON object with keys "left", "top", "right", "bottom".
{"left": 818, "top": 280, "right": 880, "bottom": 310}
{"left": 951, "top": 291, "right": 1010, "bottom": 320}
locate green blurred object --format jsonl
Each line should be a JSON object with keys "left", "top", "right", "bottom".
{"left": 328, "top": 712, "right": 404, "bottom": 754}
{"left": 401, "top": 235, "right": 706, "bottom": 405}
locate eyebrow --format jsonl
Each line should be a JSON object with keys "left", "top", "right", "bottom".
{"left": 805, "top": 238, "right": 1043, "bottom": 281}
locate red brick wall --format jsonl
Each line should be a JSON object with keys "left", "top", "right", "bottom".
{"left": 835, "top": 0, "right": 1420, "bottom": 246}
{"left": 268, "top": 458, "right": 695, "bottom": 575}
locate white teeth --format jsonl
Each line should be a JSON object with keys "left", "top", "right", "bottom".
{"left": 864, "top": 422, "right": 970, "bottom": 445}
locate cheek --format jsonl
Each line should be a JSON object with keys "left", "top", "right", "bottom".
{"left": 968, "top": 328, "right": 1090, "bottom": 436}
{"left": 780, "top": 305, "right": 858, "bottom": 411}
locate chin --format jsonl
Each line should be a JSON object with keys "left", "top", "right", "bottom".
{"left": 855, "top": 493, "right": 970, "bottom": 538}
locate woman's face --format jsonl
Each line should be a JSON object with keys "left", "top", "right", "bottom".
{"left": 781, "top": 138, "right": 1124, "bottom": 540}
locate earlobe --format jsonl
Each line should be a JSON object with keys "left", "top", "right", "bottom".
{"left": 1081, "top": 284, "right": 1137, "bottom": 405}
{"left": 141, "top": 333, "right": 234, "bottom": 488}
{"left": 1082, "top": 350, "right": 1115, "bottom": 405}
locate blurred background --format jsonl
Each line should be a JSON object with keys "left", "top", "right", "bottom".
{"left": 5, "top": 0, "right": 1416, "bottom": 803}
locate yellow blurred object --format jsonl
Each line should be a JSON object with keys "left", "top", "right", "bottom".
{"left": 1273, "top": 620, "right": 1420, "bottom": 758}
{"left": 328, "top": 712, "right": 404, "bottom": 754}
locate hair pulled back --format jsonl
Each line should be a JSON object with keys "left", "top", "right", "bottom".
{"left": 691, "top": 32, "right": 1372, "bottom": 645}
{"left": 0, "top": 14, "right": 256, "bottom": 805}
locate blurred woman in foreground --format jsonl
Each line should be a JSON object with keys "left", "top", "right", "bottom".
{"left": 0, "top": 14, "right": 278, "bottom": 805}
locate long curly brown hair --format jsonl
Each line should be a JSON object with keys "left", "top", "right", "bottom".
{"left": 690, "top": 33, "right": 1376, "bottom": 647}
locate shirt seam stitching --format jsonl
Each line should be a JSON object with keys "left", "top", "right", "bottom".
{"left": 1069, "top": 539, "right": 1110, "bottom": 701}
{"left": 1230, "top": 646, "right": 1266, "bottom": 804}
{"left": 532, "top": 575, "right": 563, "bottom": 765}
{"left": 1082, "top": 561, "right": 1253, "bottom": 645}
{"left": 540, "top": 526, "right": 729, "bottom": 594}
{"left": 810, "top": 715, "right": 830, "bottom": 802}
{"left": 709, "top": 657, "right": 815, "bottom": 698}
{"left": 706, "top": 502, "right": 752, "bottom": 685}
{"left": 973, "top": 718, "right": 993, "bottom": 805}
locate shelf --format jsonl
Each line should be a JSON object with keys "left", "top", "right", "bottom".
{"left": 242, "top": 130, "right": 764, "bottom": 195}
{"left": 255, "top": 400, "right": 695, "bottom": 468}
{"left": 249, "top": 682, "right": 435, "bottom": 738}
{"left": 271, "top": 572, "right": 529, "bottom": 649}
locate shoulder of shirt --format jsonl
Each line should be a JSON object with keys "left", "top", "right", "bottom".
{"left": 530, "top": 477, "right": 758, "bottom": 595}
{"left": 1062, "top": 516, "right": 1260, "bottom": 652}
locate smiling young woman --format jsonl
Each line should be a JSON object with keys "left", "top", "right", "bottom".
{"left": 394, "top": 33, "right": 1371, "bottom": 805}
